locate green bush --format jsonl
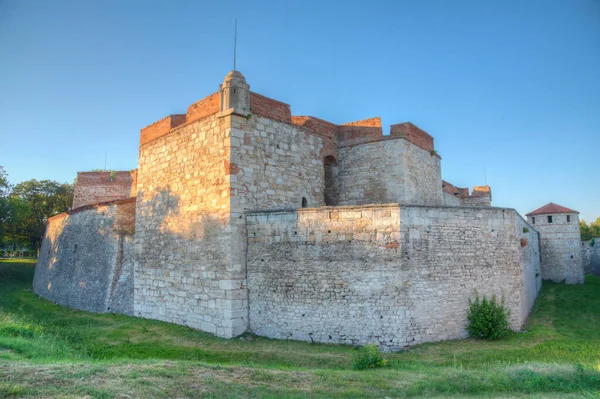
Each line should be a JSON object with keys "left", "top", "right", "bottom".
{"left": 351, "top": 343, "right": 387, "bottom": 370}
{"left": 467, "top": 290, "right": 511, "bottom": 340}
{"left": 591, "top": 238, "right": 595, "bottom": 247}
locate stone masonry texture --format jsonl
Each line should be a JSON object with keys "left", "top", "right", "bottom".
{"left": 527, "top": 212, "right": 583, "bottom": 284}
{"left": 34, "top": 70, "right": 555, "bottom": 350}
{"left": 582, "top": 239, "right": 600, "bottom": 275}
{"left": 247, "top": 205, "right": 540, "bottom": 351}
{"left": 34, "top": 199, "right": 135, "bottom": 315}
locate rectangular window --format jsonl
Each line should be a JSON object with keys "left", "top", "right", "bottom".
{"left": 567, "top": 215, "right": 571, "bottom": 223}
{"left": 532, "top": 217, "right": 535, "bottom": 224}
{"left": 548, "top": 215, "right": 553, "bottom": 223}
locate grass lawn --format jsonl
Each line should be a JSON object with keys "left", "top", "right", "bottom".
{"left": 1, "top": 259, "right": 600, "bottom": 398}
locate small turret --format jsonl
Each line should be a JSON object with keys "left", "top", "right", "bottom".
{"left": 219, "top": 70, "right": 250, "bottom": 116}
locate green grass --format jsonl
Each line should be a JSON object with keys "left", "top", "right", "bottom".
{"left": 1, "top": 259, "right": 600, "bottom": 398}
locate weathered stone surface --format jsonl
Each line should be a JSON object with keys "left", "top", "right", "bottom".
{"left": 527, "top": 212, "right": 583, "bottom": 284}
{"left": 33, "top": 199, "right": 135, "bottom": 315}
{"left": 247, "top": 205, "right": 540, "bottom": 351}
{"left": 582, "top": 238, "right": 600, "bottom": 275}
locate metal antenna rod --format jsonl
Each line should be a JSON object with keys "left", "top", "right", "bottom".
{"left": 233, "top": 18, "right": 237, "bottom": 71}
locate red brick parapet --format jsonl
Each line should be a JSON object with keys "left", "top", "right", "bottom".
{"left": 140, "top": 115, "right": 187, "bottom": 146}
{"left": 73, "top": 171, "right": 137, "bottom": 210}
{"left": 390, "top": 122, "right": 435, "bottom": 152}
{"left": 338, "top": 117, "right": 384, "bottom": 146}
{"left": 250, "top": 92, "right": 292, "bottom": 123}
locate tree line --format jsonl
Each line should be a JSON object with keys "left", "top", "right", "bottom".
{"left": 0, "top": 166, "right": 73, "bottom": 256}
{"left": 580, "top": 218, "right": 600, "bottom": 242}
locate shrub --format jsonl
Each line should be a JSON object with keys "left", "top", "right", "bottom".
{"left": 591, "top": 238, "right": 595, "bottom": 247}
{"left": 467, "top": 290, "right": 511, "bottom": 340}
{"left": 523, "top": 227, "right": 529, "bottom": 233}
{"left": 351, "top": 343, "right": 387, "bottom": 370}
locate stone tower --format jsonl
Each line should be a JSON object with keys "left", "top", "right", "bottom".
{"left": 219, "top": 70, "right": 250, "bottom": 116}
{"left": 526, "top": 202, "right": 584, "bottom": 284}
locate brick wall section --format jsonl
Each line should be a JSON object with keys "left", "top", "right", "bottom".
{"left": 140, "top": 114, "right": 187, "bottom": 146}
{"left": 338, "top": 117, "right": 383, "bottom": 146}
{"left": 186, "top": 92, "right": 220, "bottom": 123}
{"left": 250, "top": 92, "right": 291, "bottom": 123}
{"left": 390, "top": 122, "right": 434, "bottom": 152}
{"left": 247, "top": 205, "right": 540, "bottom": 350}
{"left": 73, "top": 171, "right": 137, "bottom": 209}
{"left": 442, "top": 181, "right": 492, "bottom": 207}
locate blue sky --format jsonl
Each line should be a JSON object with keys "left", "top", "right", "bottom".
{"left": 0, "top": 0, "right": 598, "bottom": 221}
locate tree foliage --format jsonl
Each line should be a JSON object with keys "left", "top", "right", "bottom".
{"left": 581, "top": 218, "right": 600, "bottom": 241}
{"left": 0, "top": 167, "right": 74, "bottom": 253}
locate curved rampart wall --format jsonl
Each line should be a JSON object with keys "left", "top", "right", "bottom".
{"left": 33, "top": 198, "right": 136, "bottom": 315}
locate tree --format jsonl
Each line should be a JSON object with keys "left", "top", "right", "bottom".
{"left": 6, "top": 179, "right": 73, "bottom": 253}
{"left": 581, "top": 218, "right": 600, "bottom": 241}
{"left": 0, "top": 166, "right": 12, "bottom": 244}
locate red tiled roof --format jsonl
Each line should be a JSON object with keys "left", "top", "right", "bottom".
{"left": 526, "top": 202, "right": 579, "bottom": 216}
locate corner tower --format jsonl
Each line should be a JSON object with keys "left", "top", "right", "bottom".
{"left": 219, "top": 70, "right": 250, "bottom": 116}
{"left": 526, "top": 202, "right": 583, "bottom": 284}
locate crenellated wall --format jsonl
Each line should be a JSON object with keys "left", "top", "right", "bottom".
{"left": 33, "top": 198, "right": 136, "bottom": 315}
{"left": 246, "top": 205, "right": 539, "bottom": 350}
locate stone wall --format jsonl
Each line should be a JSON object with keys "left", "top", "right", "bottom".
{"left": 33, "top": 198, "right": 135, "bottom": 315}
{"left": 337, "top": 138, "right": 443, "bottom": 206}
{"left": 246, "top": 204, "right": 539, "bottom": 350}
{"left": 582, "top": 238, "right": 600, "bottom": 275}
{"left": 527, "top": 213, "right": 583, "bottom": 284}
{"left": 134, "top": 113, "right": 247, "bottom": 338}
{"left": 229, "top": 115, "right": 325, "bottom": 210}
{"left": 72, "top": 171, "right": 137, "bottom": 209}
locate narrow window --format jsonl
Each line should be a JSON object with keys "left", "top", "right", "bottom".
{"left": 302, "top": 197, "right": 308, "bottom": 208}
{"left": 567, "top": 215, "right": 571, "bottom": 223}
{"left": 548, "top": 215, "right": 553, "bottom": 223}
{"left": 532, "top": 217, "right": 535, "bottom": 224}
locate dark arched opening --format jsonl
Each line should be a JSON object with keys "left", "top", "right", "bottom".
{"left": 302, "top": 197, "right": 308, "bottom": 208}
{"left": 324, "top": 155, "right": 339, "bottom": 206}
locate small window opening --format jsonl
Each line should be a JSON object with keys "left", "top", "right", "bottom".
{"left": 567, "top": 215, "right": 571, "bottom": 223}
{"left": 548, "top": 215, "right": 553, "bottom": 223}
{"left": 301, "top": 197, "right": 308, "bottom": 208}
{"left": 233, "top": 88, "right": 236, "bottom": 94}
{"left": 532, "top": 217, "right": 535, "bottom": 224}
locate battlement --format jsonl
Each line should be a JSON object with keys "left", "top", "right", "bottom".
{"left": 390, "top": 122, "right": 434, "bottom": 152}
{"left": 442, "top": 181, "right": 492, "bottom": 206}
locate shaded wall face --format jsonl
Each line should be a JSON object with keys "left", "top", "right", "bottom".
{"left": 527, "top": 213, "right": 583, "bottom": 284}
{"left": 582, "top": 239, "right": 600, "bottom": 275}
{"left": 134, "top": 114, "right": 247, "bottom": 338}
{"left": 516, "top": 216, "right": 542, "bottom": 325}
{"left": 73, "top": 171, "right": 137, "bottom": 209}
{"left": 246, "top": 205, "right": 537, "bottom": 350}
{"left": 337, "top": 139, "right": 443, "bottom": 206}
{"left": 33, "top": 201, "right": 135, "bottom": 315}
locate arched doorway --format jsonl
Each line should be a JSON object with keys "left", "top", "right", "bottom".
{"left": 324, "top": 156, "right": 339, "bottom": 206}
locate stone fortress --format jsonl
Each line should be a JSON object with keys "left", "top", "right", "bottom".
{"left": 34, "top": 70, "right": 585, "bottom": 350}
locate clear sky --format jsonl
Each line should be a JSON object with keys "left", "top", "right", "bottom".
{"left": 0, "top": 0, "right": 598, "bottom": 221}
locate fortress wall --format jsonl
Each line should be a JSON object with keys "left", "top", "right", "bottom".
{"left": 229, "top": 115, "right": 325, "bottom": 210}
{"left": 134, "top": 113, "right": 247, "bottom": 338}
{"left": 515, "top": 216, "right": 542, "bottom": 325}
{"left": 337, "top": 139, "right": 443, "bottom": 206}
{"left": 582, "top": 239, "right": 600, "bottom": 275}
{"left": 33, "top": 199, "right": 135, "bottom": 315}
{"left": 443, "top": 191, "right": 463, "bottom": 206}
{"left": 72, "top": 170, "right": 137, "bottom": 210}
{"left": 246, "top": 205, "right": 538, "bottom": 351}
{"left": 529, "top": 213, "right": 583, "bottom": 284}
